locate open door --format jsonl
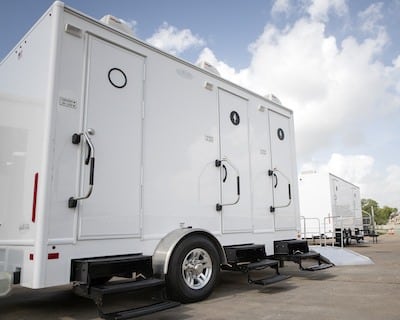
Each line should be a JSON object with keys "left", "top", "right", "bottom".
{"left": 73, "top": 36, "right": 145, "bottom": 239}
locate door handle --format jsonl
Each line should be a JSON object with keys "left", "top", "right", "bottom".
{"left": 222, "top": 164, "right": 228, "bottom": 183}
{"left": 69, "top": 129, "right": 96, "bottom": 208}
{"left": 269, "top": 168, "right": 292, "bottom": 212}
{"left": 216, "top": 158, "right": 240, "bottom": 211}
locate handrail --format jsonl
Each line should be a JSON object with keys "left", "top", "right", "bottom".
{"left": 322, "top": 215, "right": 364, "bottom": 247}
{"left": 68, "top": 129, "right": 96, "bottom": 208}
{"left": 215, "top": 158, "right": 240, "bottom": 211}
{"left": 268, "top": 168, "right": 291, "bottom": 212}
{"left": 300, "top": 216, "right": 321, "bottom": 245}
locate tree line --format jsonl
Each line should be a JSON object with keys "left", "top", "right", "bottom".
{"left": 361, "top": 198, "right": 398, "bottom": 225}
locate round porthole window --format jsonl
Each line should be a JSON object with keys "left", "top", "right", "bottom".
{"left": 108, "top": 68, "right": 127, "bottom": 88}
{"left": 277, "top": 128, "right": 285, "bottom": 140}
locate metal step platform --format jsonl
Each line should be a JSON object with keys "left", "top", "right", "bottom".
{"left": 71, "top": 254, "right": 180, "bottom": 319}
{"left": 251, "top": 274, "right": 292, "bottom": 285}
{"left": 99, "top": 300, "right": 180, "bottom": 320}
{"left": 223, "top": 244, "right": 291, "bottom": 286}
{"left": 272, "top": 239, "right": 334, "bottom": 271}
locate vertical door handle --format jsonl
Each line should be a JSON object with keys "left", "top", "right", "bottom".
{"left": 222, "top": 164, "right": 228, "bottom": 183}
{"left": 68, "top": 129, "right": 96, "bottom": 208}
{"left": 216, "top": 158, "right": 240, "bottom": 211}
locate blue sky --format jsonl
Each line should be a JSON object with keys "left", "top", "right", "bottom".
{"left": 1, "top": 0, "right": 400, "bottom": 209}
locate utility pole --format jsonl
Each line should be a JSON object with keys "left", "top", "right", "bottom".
{"left": 371, "top": 205, "right": 376, "bottom": 234}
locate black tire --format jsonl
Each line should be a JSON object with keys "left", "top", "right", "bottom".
{"left": 166, "top": 235, "right": 220, "bottom": 303}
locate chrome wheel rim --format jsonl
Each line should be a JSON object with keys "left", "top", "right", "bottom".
{"left": 182, "top": 248, "right": 212, "bottom": 290}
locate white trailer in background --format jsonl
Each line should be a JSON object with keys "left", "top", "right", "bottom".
{"left": 0, "top": 2, "right": 331, "bottom": 318}
{"left": 298, "top": 171, "right": 363, "bottom": 242}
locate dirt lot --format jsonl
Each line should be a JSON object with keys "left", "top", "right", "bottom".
{"left": 1, "top": 233, "right": 400, "bottom": 320}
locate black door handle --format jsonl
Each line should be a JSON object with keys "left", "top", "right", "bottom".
{"left": 222, "top": 164, "right": 228, "bottom": 183}
{"left": 273, "top": 173, "right": 278, "bottom": 188}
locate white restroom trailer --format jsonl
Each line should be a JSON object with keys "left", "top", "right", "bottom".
{"left": 298, "top": 171, "right": 362, "bottom": 239}
{"left": 0, "top": 1, "right": 302, "bottom": 315}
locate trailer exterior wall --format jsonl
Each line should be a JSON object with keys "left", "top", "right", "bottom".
{"left": 0, "top": 3, "right": 65, "bottom": 288}
{"left": 298, "top": 172, "right": 332, "bottom": 236}
{"left": 298, "top": 171, "right": 362, "bottom": 238}
{"left": 0, "top": 2, "right": 301, "bottom": 290}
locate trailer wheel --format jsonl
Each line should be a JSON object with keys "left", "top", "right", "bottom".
{"left": 166, "top": 235, "right": 220, "bottom": 303}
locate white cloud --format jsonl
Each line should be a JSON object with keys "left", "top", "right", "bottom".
{"left": 394, "top": 55, "right": 400, "bottom": 68}
{"left": 120, "top": 19, "right": 137, "bottom": 34}
{"left": 271, "top": 0, "right": 292, "bottom": 16}
{"left": 301, "top": 154, "right": 400, "bottom": 209}
{"left": 355, "top": 163, "right": 400, "bottom": 210}
{"left": 194, "top": 0, "right": 400, "bottom": 208}
{"left": 306, "top": 0, "right": 348, "bottom": 22}
{"left": 196, "top": 47, "right": 246, "bottom": 83}
{"left": 146, "top": 22, "right": 205, "bottom": 55}
{"left": 199, "top": 15, "right": 395, "bottom": 158}
{"left": 301, "top": 153, "right": 375, "bottom": 183}
{"left": 358, "top": 2, "right": 384, "bottom": 34}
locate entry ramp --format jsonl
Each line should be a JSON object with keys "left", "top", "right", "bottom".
{"left": 310, "top": 246, "right": 373, "bottom": 266}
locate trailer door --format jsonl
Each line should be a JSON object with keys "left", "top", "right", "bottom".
{"left": 218, "top": 89, "right": 252, "bottom": 233}
{"left": 268, "top": 110, "right": 296, "bottom": 230}
{"left": 77, "top": 36, "right": 144, "bottom": 239}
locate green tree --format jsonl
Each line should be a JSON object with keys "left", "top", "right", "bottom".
{"left": 376, "top": 206, "right": 397, "bottom": 225}
{"left": 361, "top": 198, "right": 398, "bottom": 225}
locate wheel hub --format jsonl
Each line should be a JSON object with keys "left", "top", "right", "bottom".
{"left": 182, "top": 248, "right": 212, "bottom": 289}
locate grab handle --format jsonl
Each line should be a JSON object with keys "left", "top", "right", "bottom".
{"left": 268, "top": 168, "right": 292, "bottom": 212}
{"left": 216, "top": 158, "right": 240, "bottom": 211}
{"left": 68, "top": 129, "right": 96, "bottom": 208}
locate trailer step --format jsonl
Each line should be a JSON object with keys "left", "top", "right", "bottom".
{"left": 271, "top": 250, "right": 334, "bottom": 271}
{"left": 246, "top": 259, "right": 291, "bottom": 286}
{"left": 71, "top": 253, "right": 153, "bottom": 284}
{"left": 224, "top": 244, "right": 267, "bottom": 264}
{"left": 251, "top": 274, "right": 291, "bottom": 286}
{"left": 91, "top": 278, "right": 166, "bottom": 296}
{"left": 302, "top": 263, "right": 334, "bottom": 271}
{"left": 91, "top": 278, "right": 180, "bottom": 320}
{"left": 246, "top": 259, "right": 279, "bottom": 270}
{"left": 293, "top": 251, "right": 320, "bottom": 259}
{"left": 222, "top": 244, "right": 290, "bottom": 286}
{"left": 99, "top": 300, "right": 180, "bottom": 320}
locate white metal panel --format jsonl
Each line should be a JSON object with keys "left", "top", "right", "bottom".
{"left": 299, "top": 172, "right": 362, "bottom": 236}
{"left": 218, "top": 89, "right": 252, "bottom": 233}
{"left": 250, "top": 102, "right": 274, "bottom": 233}
{"left": 268, "top": 110, "right": 296, "bottom": 230}
{"left": 0, "top": 22, "right": 52, "bottom": 242}
{"left": 141, "top": 58, "right": 220, "bottom": 238}
{"left": 298, "top": 172, "right": 333, "bottom": 236}
{"left": 78, "top": 36, "right": 144, "bottom": 239}
{"left": 48, "top": 12, "right": 87, "bottom": 242}
{"left": 330, "top": 174, "right": 362, "bottom": 229}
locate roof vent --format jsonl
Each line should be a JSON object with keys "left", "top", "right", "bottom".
{"left": 100, "top": 15, "right": 133, "bottom": 36}
{"left": 197, "top": 61, "right": 220, "bottom": 76}
{"left": 265, "top": 93, "right": 282, "bottom": 105}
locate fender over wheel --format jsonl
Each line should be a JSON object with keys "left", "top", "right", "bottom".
{"left": 166, "top": 235, "right": 220, "bottom": 303}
